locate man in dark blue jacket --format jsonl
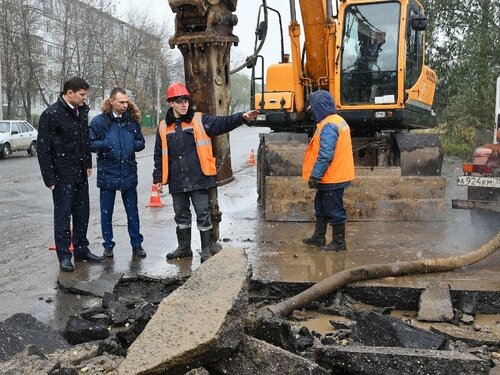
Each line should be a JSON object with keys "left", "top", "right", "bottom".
{"left": 153, "top": 82, "right": 258, "bottom": 263}
{"left": 37, "top": 76, "right": 105, "bottom": 272}
{"left": 90, "top": 87, "right": 147, "bottom": 258}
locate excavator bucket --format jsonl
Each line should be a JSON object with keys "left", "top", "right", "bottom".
{"left": 259, "top": 133, "right": 446, "bottom": 222}
{"left": 395, "top": 133, "right": 444, "bottom": 176}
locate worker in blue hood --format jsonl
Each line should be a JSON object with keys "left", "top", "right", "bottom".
{"left": 302, "top": 90, "right": 355, "bottom": 251}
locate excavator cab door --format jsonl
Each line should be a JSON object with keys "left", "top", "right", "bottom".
{"left": 338, "top": 2, "right": 400, "bottom": 108}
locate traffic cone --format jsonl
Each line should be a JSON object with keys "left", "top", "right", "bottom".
{"left": 49, "top": 226, "right": 74, "bottom": 252}
{"left": 248, "top": 149, "right": 255, "bottom": 167}
{"left": 146, "top": 184, "right": 165, "bottom": 207}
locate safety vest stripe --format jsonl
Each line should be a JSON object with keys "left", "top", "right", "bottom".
{"left": 337, "top": 120, "right": 348, "bottom": 129}
{"left": 196, "top": 139, "right": 211, "bottom": 146}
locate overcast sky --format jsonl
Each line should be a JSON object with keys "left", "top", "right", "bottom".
{"left": 117, "top": 0, "right": 294, "bottom": 73}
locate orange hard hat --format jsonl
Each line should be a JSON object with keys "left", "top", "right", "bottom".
{"left": 166, "top": 82, "right": 190, "bottom": 101}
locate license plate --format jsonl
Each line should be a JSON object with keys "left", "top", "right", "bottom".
{"left": 457, "top": 176, "right": 500, "bottom": 188}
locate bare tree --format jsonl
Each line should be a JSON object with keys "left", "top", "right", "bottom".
{"left": 0, "top": 0, "right": 181, "bottom": 121}
{"left": 0, "top": 0, "right": 19, "bottom": 117}
{"left": 6, "top": 0, "right": 44, "bottom": 121}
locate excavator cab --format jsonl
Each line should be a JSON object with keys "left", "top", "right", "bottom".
{"left": 337, "top": 0, "right": 437, "bottom": 134}
{"left": 340, "top": 4, "right": 395, "bottom": 105}
{"left": 251, "top": 0, "right": 436, "bottom": 135}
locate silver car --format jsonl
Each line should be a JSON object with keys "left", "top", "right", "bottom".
{"left": 0, "top": 120, "right": 38, "bottom": 159}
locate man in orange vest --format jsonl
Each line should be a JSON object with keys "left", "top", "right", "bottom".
{"left": 153, "top": 82, "right": 259, "bottom": 263}
{"left": 302, "top": 90, "right": 355, "bottom": 251}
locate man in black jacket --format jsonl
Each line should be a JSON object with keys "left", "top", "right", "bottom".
{"left": 153, "top": 82, "right": 258, "bottom": 263}
{"left": 37, "top": 76, "right": 104, "bottom": 272}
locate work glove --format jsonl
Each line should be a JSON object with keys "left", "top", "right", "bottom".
{"left": 308, "top": 176, "right": 321, "bottom": 189}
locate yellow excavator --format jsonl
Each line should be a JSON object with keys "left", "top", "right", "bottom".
{"left": 248, "top": 0, "right": 445, "bottom": 221}
{"left": 167, "top": 0, "right": 445, "bottom": 223}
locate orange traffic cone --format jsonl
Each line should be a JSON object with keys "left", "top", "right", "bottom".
{"left": 49, "top": 243, "right": 74, "bottom": 251}
{"left": 248, "top": 149, "right": 255, "bottom": 167}
{"left": 49, "top": 226, "right": 74, "bottom": 252}
{"left": 146, "top": 184, "right": 165, "bottom": 207}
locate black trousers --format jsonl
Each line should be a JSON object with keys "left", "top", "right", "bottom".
{"left": 52, "top": 181, "right": 90, "bottom": 261}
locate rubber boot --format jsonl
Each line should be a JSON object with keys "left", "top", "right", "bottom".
{"left": 200, "top": 229, "right": 213, "bottom": 263}
{"left": 321, "top": 223, "right": 346, "bottom": 251}
{"left": 302, "top": 217, "right": 328, "bottom": 246}
{"left": 166, "top": 227, "right": 193, "bottom": 260}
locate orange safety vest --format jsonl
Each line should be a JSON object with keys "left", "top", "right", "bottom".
{"left": 158, "top": 112, "right": 217, "bottom": 185}
{"left": 302, "top": 114, "right": 355, "bottom": 183}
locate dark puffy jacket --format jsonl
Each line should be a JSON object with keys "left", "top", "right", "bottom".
{"left": 152, "top": 107, "right": 246, "bottom": 194}
{"left": 37, "top": 95, "right": 92, "bottom": 187}
{"left": 89, "top": 109, "right": 145, "bottom": 191}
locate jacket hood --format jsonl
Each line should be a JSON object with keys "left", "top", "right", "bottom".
{"left": 309, "top": 90, "right": 336, "bottom": 122}
{"left": 100, "top": 98, "right": 141, "bottom": 123}
{"left": 165, "top": 107, "right": 194, "bottom": 125}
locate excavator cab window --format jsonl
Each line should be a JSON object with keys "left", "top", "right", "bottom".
{"left": 405, "top": 3, "right": 425, "bottom": 89}
{"left": 340, "top": 2, "right": 400, "bottom": 105}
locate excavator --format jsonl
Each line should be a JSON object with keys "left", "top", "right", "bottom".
{"left": 167, "top": 0, "right": 445, "bottom": 224}
{"left": 248, "top": 0, "right": 445, "bottom": 221}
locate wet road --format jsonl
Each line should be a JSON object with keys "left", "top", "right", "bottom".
{"left": 0, "top": 125, "right": 264, "bottom": 328}
{"left": 0, "top": 125, "right": 498, "bottom": 332}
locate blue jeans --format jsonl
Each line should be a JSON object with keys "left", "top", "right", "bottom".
{"left": 52, "top": 181, "right": 90, "bottom": 261}
{"left": 171, "top": 189, "right": 211, "bottom": 230}
{"left": 314, "top": 188, "right": 346, "bottom": 224}
{"left": 100, "top": 188, "right": 143, "bottom": 250}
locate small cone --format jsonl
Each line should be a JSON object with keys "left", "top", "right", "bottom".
{"left": 49, "top": 226, "right": 74, "bottom": 252}
{"left": 248, "top": 149, "right": 255, "bottom": 167}
{"left": 146, "top": 184, "right": 165, "bottom": 207}
{"left": 49, "top": 243, "right": 74, "bottom": 252}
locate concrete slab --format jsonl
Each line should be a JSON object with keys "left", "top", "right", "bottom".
{"left": 315, "top": 344, "right": 490, "bottom": 375}
{"left": 0, "top": 313, "right": 70, "bottom": 362}
{"left": 429, "top": 324, "right": 500, "bottom": 348}
{"left": 214, "top": 335, "right": 329, "bottom": 374}
{"left": 118, "top": 247, "right": 249, "bottom": 375}
{"left": 57, "top": 271, "right": 123, "bottom": 297}
{"left": 351, "top": 311, "right": 448, "bottom": 349}
{"left": 418, "top": 282, "right": 454, "bottom": 322}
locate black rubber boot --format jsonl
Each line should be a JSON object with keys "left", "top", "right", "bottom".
{"left": 303, "top": 217, "right": 328, "bottom": 246}
{"left": 200, "top": 229, "right": 213, "bottom": 263}
{"left": 166, "top": 227, "right": 193, "bottom": 260}
{"left": 321, "top": 222, "right": 346, "bottom": 251}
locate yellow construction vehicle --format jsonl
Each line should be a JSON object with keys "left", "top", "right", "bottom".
{"left": 248, "top": 0, "right": 445, "bottom": 221}
{"left": 166, "top": 0, "right": 445, "bottom": 222}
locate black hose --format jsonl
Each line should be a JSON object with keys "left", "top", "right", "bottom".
{"left": 230, "top": 0, "right": 268, "bottom": 75}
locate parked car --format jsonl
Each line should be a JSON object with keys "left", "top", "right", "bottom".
{"left": 0, "top": 120, "right": 38, "bottom": 159}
